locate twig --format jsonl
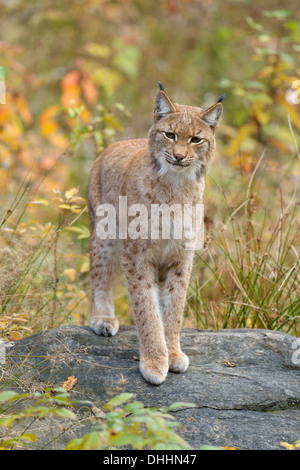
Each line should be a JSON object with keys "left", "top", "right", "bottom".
{"left": 50, "top": 213, "right": 63, "bottom": 329}
{"left": 287, "top": 113, "right": 300, "bottom": 162}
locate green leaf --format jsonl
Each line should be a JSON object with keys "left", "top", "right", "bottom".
{"left": 169, "top": 402, "right": 196, "bottom": 410}
{"left": 80, "top": 431, "right": 104, "bottom": 450}
{"left": 19, "top": 433, "right": 37, "bottom": 443}
{"left": 105, "top": 393, "right": 134, "bottom": 409}
{"left": 113, "top": 41, "right": 141, "bottom": 79}
{"left": 0, "top": 66, "right": 7, "bottom": 81}
{"left": 65, "top": 438, "right": 83, "bottom": 450}
{"left": 0, "top": 415, "right": 19, "bottom": 427}
{"left": 124, "top": 401, "right": 144, "bottom": 413}
{"left": 262, "top": 9, "right": 290, "bottom": 19}
{"left": 67, "top": 225, "right": 90, "bottom": 239}
{"left": 109, "top": 432, "right": 137, "bottom": 447}
{"left": 246, "top": 16, "right": 263, "bottom": 31}
{"left": 244, "top": 80, "right": 266, "bottom": 90}
{"left": 0, "top": 391, "right": 19, "bottom": 403}
{"left": 152, "top": 442, "right": 187, "bottom": 450}
{"left": 279, "top": 51, "right": 294, "bottom": 64}
{"left": 53, "top": 408, "right": 76, "bottom": 420}
{"left": 200, "top": 445, "right": 224, "bottom": 450}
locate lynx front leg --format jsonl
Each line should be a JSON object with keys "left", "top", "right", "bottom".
{"left": 89, "top": 230, "right": 120, "bottom": 337}
{"left": 161, "top": 253, "right": 194, "bottom": 373}
{"left": 122, "top": 253, "right": 168, "bottom": 385}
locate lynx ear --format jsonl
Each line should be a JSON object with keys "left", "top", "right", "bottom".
{"left": 201, "top": 102, "right": 223, "bottom": 128}
{"left": 154, "top": 83, "right": 176, "bottom": 120}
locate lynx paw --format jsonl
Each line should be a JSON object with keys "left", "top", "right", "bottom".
{"left": 169, "top": 351, "right": 189, "bottom": 373}
{"left": 89, "top": 316, "right": 119, "bottom": 337}
{"left": 139, "top": 358, "right": 169, "bottom": 385}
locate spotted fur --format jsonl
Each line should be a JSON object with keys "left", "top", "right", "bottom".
{"left": 87, "top": 84, "right": 223, "bottom": 384}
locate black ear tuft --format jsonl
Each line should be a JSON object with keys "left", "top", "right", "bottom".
{"left": 217, "top": 93, "right": 226, "bottom": 104}
{"left": 157, "top": 80, "right": 165, "bottom": 92}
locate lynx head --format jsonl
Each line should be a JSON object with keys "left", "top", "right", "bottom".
{"left": 148, "top": 81, "right": 224, "bottom": 182}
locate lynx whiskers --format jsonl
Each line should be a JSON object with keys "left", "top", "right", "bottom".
{"left": 87, "top": 82, "right": 224, "bottom": 384}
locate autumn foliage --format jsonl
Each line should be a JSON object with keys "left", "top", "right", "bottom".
{"left": 0, "top": 2, "right": 299, "bottom": 341}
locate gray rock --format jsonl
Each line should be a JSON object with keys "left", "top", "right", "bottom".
{"left": 4, "top": 325, "right": 300, "bottom": 450}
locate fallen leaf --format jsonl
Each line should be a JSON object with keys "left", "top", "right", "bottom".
{"left": 63, "top": 376, "right": 78, "bottom": 392}
{"left": 224, "top": 360, "right": 237, "bottom": 368}
{"left": 91, "top": 406, "right": 107, "bottom": 420}
{"left": 279, "top": 441, "right": 298, "bottom": 450}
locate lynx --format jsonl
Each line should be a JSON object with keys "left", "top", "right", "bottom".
{"left": 87, "top": 82, "right": 224, "bottom": 384}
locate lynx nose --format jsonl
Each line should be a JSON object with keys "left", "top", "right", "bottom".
{"left": 173, "top": 153, "right": 185, "bottom": 162}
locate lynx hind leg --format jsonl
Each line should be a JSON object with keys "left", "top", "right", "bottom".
{"left": 89, "top": 232, "right": 120, "bottom": 337}
{"left": 159, "top": 255, "right": 194, "bottom": 373}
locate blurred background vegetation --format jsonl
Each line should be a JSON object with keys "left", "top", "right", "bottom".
{"left": 0, "top": 0, "right": 299, "bottom": 339}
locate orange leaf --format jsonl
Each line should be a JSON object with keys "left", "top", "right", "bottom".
{"left": 39, "top": 104, "right": 60, "bottom": 124}
{"left": 82, "top": 75, "right": 98, "bottom": 105}
{"left": 61, "top": 70, "right": 81, "bottom": 88}
{"left": 62, "top": 376, "right": 78, "bottom": 392}
{"left": 63, "top": 268, "right": 76, "bottom": 282}
{"left": 61, "top": 86, "right": 81, "bottom": 107}
{"left": 268, "top": 137, "right": 291, "bottom": 153}
{"left": 38, "top": 105, "right": 68, "bottom": 149}
{"left": 16, "top": 93, "right": 33, "bottom": 125}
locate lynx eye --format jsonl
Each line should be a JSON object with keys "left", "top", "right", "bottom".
{"left": 163, "top": 131, "right": 176, "bottom": 141}
{"left": 189, "top": 136, "right": 204, "bottom": 144}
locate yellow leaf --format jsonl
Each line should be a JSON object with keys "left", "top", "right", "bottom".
{"left": 279, "top": 442, "right": 298, "bottom": 450}
{"left": 29, "top": 199, "right": 50, "bottom": 206}
{"left": 80, "top": 259, "right": 90, "bottom": 273}
{"left": 251, "top": 101, "right": 270, "bottom": 125}
{"left": 277, "top": 95, "right": 300, "bottom": 130}
{"left": 40, "top": 120, "right": 58, "bottom": 137}
{"left": 0, "top": 320, "right": 9, "bottom": 330}
{"left": 225, "top": 123, "right": 257, "bottom": 156}
{"left": 63, "top": 268, "right": 76, "bottom": 282}
{"left": 6, "top": 331, "right": 22, "bottom": 341}
{"left": 59, "top": 204, "right": 82, "bottom": 213}
{"left": 59, "top": 203, "right": 72, "bottom": 210}
{"left": 65, "top": 187, "right": 79, "bottom": 200}
{"left": 63, "top": 376, "right": 78, "bottom": 392}
{"left": 12, "top": 316, "right": 29, "bottom": 323}
{"left": 83, "top": 43, "right": 111, "bottom": 59}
